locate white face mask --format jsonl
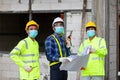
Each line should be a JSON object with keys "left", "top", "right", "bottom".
{"left": 29, "top": 30, "right": 38, "bottom": 38}
{"left": 54, "top": 26, "right": 64, "bottom": 35}
{"left": 87, "top": 30, "right": 95, "bottom": 37}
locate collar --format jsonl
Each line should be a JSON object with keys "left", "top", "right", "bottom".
{"left": 87, "top": 36, "right": 97, "bottom": 42}
{"left": 53, "top": 33, "right": 62, "bottom": 38}
{"left": 53, "top": 33, "right": 64, "bottom": 41}
{"left": 27, "top": 36, "right": 36, "bottom": 42}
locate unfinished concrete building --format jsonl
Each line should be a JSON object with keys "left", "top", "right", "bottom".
{"left": 0, "top": 0, "right": 119, "bottom": 80}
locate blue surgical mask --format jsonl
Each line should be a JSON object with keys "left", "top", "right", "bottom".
{"left": 55, "top": 26, "right": 64, "bottom": 35}
{"left": 29, "top": 30, "right": 38, "bottom": 38}
{"left": 87, "top": 30, "right": 95, "bottom": 37}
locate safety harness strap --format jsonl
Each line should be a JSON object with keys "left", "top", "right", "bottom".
{"left": 50, "top": 34, "right": 63, "bottom": 66}
{"left": 51, "top": 35, "right": 63, "bottom": 57}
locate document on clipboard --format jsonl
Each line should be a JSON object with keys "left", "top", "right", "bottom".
{"left": 60, "top": 55, "right": 89, "bottom": 71}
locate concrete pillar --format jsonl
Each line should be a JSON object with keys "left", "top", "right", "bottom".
{"left": 108, "top": 0, "right": 117, "bottom": 80}
{"left": 91, "top": 0, "right": 105, "bottom": 37}
{"left": 92, "top": 0, "right": 117, "bottom": 80}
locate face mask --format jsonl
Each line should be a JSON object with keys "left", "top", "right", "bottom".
{"left": 29, "top": 30, "right": 38, "bottom": 38}
{"left": 87, "top": 30, "right": 95, "bottom": 37}
{"left": 55, "top": 26, "right": 64, "bottom": 35}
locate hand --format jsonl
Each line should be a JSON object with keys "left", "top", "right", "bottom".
{"left": 81, "top": 46, "right": 91, "bottom": 56}
{"left": 24, "top": 65, "right": 32, "bottom": 72}
{"left": 59, "top": 57, "right": 67, "bottom": 62}
{"left": 89, "top": 48, "right": 95, "bottom": 54}
{"left": 80, "top": 67, "right": 86, "bottom": 70}
{"left": 66, "top": 38, "right": 72, "bottom": 48}
{"left": 66, "top": 38, "right": 70, "bottom": 44}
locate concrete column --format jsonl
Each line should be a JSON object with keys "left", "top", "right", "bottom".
{"left": 91, "top": 0, "right": 105, "bottom": 37}
{"left": 108, "top": 0, "right": 117, "bottom": 80}
{"left": 92, "top": 0, "right": 117, "bottom": 80}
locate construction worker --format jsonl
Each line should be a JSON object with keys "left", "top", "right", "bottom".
{"left": 44, "top": 17, "right": 71, "bottom": 80}
{"left": 78, "top": 21, "right": 108, "bottom": 80}
{"left": 10, "top": 20, "right": 41, "bottom": 80}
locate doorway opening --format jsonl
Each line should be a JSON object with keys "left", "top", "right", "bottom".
{"left": 0, "top": 13, "right": 64, "bottom": 52}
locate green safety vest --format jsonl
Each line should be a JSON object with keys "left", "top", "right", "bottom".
{"left": 49, "top": 34, "right": 66, "bottom": 66}
{"left": 78, "top": 36, "right": 108, "bottom": 76}
{"left": 10, "top": 37, "right": 40, "bottom": 80}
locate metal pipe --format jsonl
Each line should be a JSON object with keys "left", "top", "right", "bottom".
{"left": 29, "top": 0, "right": 32, "bottom": 20}
{"left": 18, "top": 0, "right": 21, "bottom": 4}
{"left": 80, "top": 0, "right": 87, "bottom": 44}
{"left": 116, "top": 0, "right": 119, "bottom": 80}
{"left": 76, "top": 0, "right": 87, "bottom": 80}
{"left": 58, "top": 0, "right": 61, "bottom": 3}
{"left": 105, "top": 0, "right": 109, "bottom": 80}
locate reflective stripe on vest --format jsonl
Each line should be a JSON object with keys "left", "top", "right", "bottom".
{"left": 14, "top": 47, "right": 21, "bottom": 53}
{"left": 99, "top": 38, "right": 102, "bottom": 47}
{"left": 22, "top": 40, "right": 38, "bottom": 64}
{"left": 23, "top": 39, "right": 28, "bottom": 49}
{"left": 10, "top": 53, "right": 35, "bottom": 57}
{"left": 9, "top": 47, "right": 21, "bottom": 57}
{"left": 50, "top": 35, "right": 63, "bottom": 66}
{"left": 23, "top": 60, "right": 38, "bottom": 63}
{"left": 10, "top": 39, "right": 28, "bottom": 57}
{"left": 92, "top": 57, "right": 104, "bottom": 60}
{"left": 9, "top": 53, "right": 18, "bottom": 56}
{"left": 21, "top": 54, "right": 35, "bottom": 57}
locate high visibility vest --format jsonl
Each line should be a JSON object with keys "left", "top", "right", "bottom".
{"left": 78, "top": 36, "right": 107, "bottom": 76}
{"left": 10, "top": 37, "right": 40, "bottom": 79}
{"left": 49, "top": 34, "right": 66, "bottom": 66}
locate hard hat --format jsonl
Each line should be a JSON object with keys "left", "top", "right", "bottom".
{"left": 52, "top": 17, "right": 64, "bottom": 26}
{"left": 25, "top": 20, "right": 39, "bottom": 31}
{"left": 85, "top": 21, "right": 96, "bottom": 28}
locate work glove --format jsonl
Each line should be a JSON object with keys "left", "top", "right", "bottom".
{"left": 59, "top": 57, "right": 67, "bottom": 62}
{"left": 24, "top": 65, "right": 32, "bottom": 72}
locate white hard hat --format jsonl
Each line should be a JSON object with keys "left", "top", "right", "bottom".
{"left": 52, "top": 17, "right": 64, "bottom": 26}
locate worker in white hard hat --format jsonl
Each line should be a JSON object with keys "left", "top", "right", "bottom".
{"left": 78, "top": 21, "right": 108, "bottom": 80}
{"left": 10, "top": 20, "right": 41, "bottom": 80}
{"left": 45, "top": 17, "right": 71, "bottom": 80}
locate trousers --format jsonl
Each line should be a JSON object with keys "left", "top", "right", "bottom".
{"left": 50, "top": 63, "right": 68, "bottom": 80}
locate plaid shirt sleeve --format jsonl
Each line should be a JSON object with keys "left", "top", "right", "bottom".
{"left": 45, "top": 35, "right": 59, "bottom": 62}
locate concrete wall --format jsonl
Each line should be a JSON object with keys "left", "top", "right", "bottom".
{"left": 0, "top": 0, "right": 92, "bottom": 12}
{"left": 65, "top": 11, "right": 92, "bottom": 53}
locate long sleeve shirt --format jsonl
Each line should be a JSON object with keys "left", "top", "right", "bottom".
{"left": 45, "top": 33, "right": 70, "bottom": 62}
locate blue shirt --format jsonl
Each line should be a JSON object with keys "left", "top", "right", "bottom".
{"left": 45, "top": 33, "right": 70, "bottom": 62}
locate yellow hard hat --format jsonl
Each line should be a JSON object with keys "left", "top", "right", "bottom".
{"left": 85, "top": 21, "right": 96, "bottom": 28}
{"left": 25, "top": 20, "right": 39, "bottom": 31}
